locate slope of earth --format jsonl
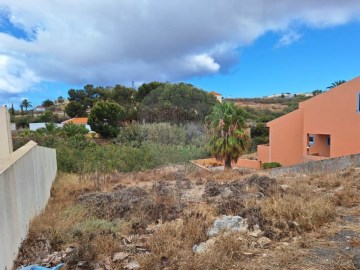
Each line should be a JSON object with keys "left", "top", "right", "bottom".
{"left": 15, "top": 166, "right": 360, "bottom": 270}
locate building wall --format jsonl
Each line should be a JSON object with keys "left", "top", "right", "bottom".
{"left": 301, "top": 76, "right": 360, "bottom": 158}
{"left": 235, "top": 158, "right": 260, "bottom": 169}
{"left": 257, "top": 144, "right": 270, "bottom": 163}
{"left": 266, "top": 109, "right": 304, "bottom": 166}
{"left": 0, "top": 141, "right": 57, "bottom": 270}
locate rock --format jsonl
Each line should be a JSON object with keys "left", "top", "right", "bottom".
{"left": 77, "top": 261, "right": 90, "bottom": 268}
{"left": 257, "top": 237, "right": 272, "bottom": 248}
{"left": 280, "top": 185, "right": 289, "bottom": 192}
{"left": 192, "top": 238, "right": 216, "bottom": 253}
{"left": 208, "top": 216, "right": 248, "bottom": 237}
{"left": 247, "top": 224, "right": 263, "bottom": 238}
{"left": 220, "top": 187, "right": 233, "bottom": 199}
{"left": 65, "top": 247, "right": 75, "bottom": 254}
{"left": 113, "top": 252, "right": 129, "bottom": 262}
{"left": 124, "top": 260, "right": 140, "bottom": 269}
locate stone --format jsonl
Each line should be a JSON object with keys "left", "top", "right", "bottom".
{"left": 280, "top": 185, "right": 289, "bottom": 192}
{"left": 124, "top": 260, "right": 140, "bottom": 269}
{"left": 113, "top": 252, "right": 129, "bottom": 262}
{"left": 192, "top": 238, "right": 216, "bottom": 253}
{"left": 65, "top": 247, "right": 75, "bottom": 254}
{"left": 258, "top": 237, "right": 272, "bottom": 248}
{"left": 207, "top": 216, "right": 248, "bottom": 237}
{"left": 247, "top": 224, "right": 263, "bottom": 238}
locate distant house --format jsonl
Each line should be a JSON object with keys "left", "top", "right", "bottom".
{"left": 209, "top": 91, "right": 223, "bottom": 102}
{"left": 61, "top": 117, "right": 92, "bottom": 131}
{"left": 257, "top": 76, "right": 360, "bottom": 167}
{"left": 34, "top": 106, "right": 46, "bottom": 113}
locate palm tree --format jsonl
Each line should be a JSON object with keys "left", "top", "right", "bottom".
{"left": 20, "top": 99, "right": 32, "bottom": 113}
{"left": 327, "top": 80, "right": 346, "bottom": 89}
{"left": 206, "top": 102, "right": 250, "bottom": 169}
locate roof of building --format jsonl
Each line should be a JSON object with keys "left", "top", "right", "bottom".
{"left": 209, "top": 91, "right": 221, "bottom": 96}
{"left": 61, "top": 117, "right": 88, "bottom": 125}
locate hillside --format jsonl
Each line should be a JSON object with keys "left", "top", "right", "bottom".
{"left": 228, "top": 95, "right": 312, "bottom": 123}
{"left": 15, "top": 166, "right": 360, "bottom": 270}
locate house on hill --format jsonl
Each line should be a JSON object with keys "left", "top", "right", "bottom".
{"left": 209, "top": 91, "right": 223, "bottom": 102}
{"left": 61, "top": 117, "right": 92, "bottom": 131}
{"left": 257, "top": 76, "right": 360, "bottom": 167}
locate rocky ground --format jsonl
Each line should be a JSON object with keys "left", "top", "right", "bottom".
{"left": 15, "top": 165, "right": 360, "bottom": 269}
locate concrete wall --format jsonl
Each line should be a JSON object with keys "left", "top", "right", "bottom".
{"left": 29, "top": 123, "right": 64, "bottom": 131}
{"left": 0, "top": 107, "right": 13, "bottom": 160}
{"left": 269, "top": 153, "right": 360, "bottom": 176}
{"left": 0, "top": 141, "right": 57, "bottom": 270}
{"left": 235, "top": 158, "right": 260, "bottom": 169}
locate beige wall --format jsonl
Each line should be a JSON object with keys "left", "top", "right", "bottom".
{"left": 0, "top": 141, "right": 57, "bottom": 270}
{"left": 0, "top": 107, "right": 13, "bottom": 159}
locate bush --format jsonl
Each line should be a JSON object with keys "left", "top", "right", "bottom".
{"left": 88, "top": 101, "right": 125, "bottom": 138}
{"left": 115, "top": 122, "right": 206, "bottom": 147}
{"left": 262, "top": 162, "right": 281, "bottom": 169}
{"left": 13, "top": 122, "right": 208, "bottom": 173}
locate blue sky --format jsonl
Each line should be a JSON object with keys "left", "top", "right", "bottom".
{"left": 189, "top": 22, "right": 360, "bottom": 98}
{"left": 0, "top": 1, "right": 360, "bottom": 107}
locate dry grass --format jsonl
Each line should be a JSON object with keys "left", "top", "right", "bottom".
{"left": 15, "top": 168, "right": 360, "bottom": 270}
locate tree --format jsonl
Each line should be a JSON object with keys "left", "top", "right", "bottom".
{"left": 9, "top": 103, "right": 15, "bottom": 116}
{"left": 42, "top": 99, "right": 55, "bottom": 108}
{"left": 20, "top": 99, "right": 32, "bottom": 113}
{"left": 206, "top": 102, "right": 250, "bottom": 169}
{"left": 136, "top": 82, "right": 166, "bottom": 102}
{"left": 111, "top": 85, "right": 136, "bottom": 106}
{"left": 327, "top": 80, "right": 346, "bottom": 89}
{"left": 57, "top": 96, "right": 65, "bottom": 104}
{"left": 88, "top": 101, "right": 126, "bottom": 138}
{"left": 65, "top": 101, "right": 87, "bottom": 118}
{"left": 312, "top": 90, "right": 323, "bottom": 96}
{"left": 138, "top": 83, "right": 217, "bottom": 123}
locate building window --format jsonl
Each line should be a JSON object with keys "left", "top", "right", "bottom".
{"left": 358, "top": 93, "right": 360, "bottom": 112}
{"left": 309, "top": 136, "right": 314, "bottom": 145}
{"left": 327, "top": 137, "right": 331, "bottom": 145}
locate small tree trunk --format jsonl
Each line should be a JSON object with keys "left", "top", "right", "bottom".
{"left": 224, "top": 155, "right": 232, "bottom": 169}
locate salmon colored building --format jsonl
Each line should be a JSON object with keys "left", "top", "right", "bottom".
{"left": 257, "top": 76, "right": 360, "bottom": 167}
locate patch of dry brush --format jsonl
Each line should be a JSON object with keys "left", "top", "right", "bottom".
{"left": 15, "top": 167, "right": 360, "bottom": 270}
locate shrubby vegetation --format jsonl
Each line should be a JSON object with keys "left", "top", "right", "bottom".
{"left": 262, "top": 162, "right": 282, "bottom": 169}
{"left": 13, "top": 122, "right": 208, "bottom": 173}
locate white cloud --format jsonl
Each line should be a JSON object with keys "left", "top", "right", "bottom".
{"left": 0, "top": 54, "right": 40, "bottom": 94}
{"left": 275, "top": 31, "right": 303, "bottom": 48}
{"left": 0, "top": 0, "right": 359, "bottom": 96}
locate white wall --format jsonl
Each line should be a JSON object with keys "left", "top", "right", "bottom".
{"left": 29, "top": 123, "right": 63, "bottom": 131}
{"left": 0, "top": 141, "right": 57, "bottom": 270}
{"left": 0, "top": 107, "right": 13, "bottom": 159}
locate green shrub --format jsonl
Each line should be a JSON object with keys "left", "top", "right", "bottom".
{"left": 262, "top": 162, "right": 281, "bottom": 169}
